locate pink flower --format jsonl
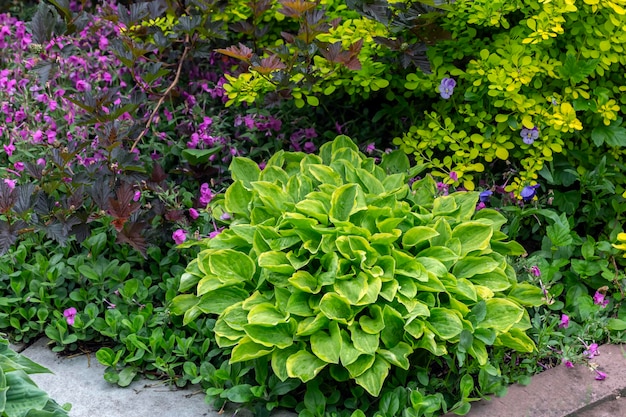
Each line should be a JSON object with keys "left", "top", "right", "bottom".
{"left": 132, "top": 191, "right": 141, "bottom": 202}
{"left": 3, "top": 142, "right": 14, "bottom": 156}
{"left": 220, "top": 212, "right": 231, "bottom": 220}
{"left": 63, "top": 307, "right": 77, "bottom": 326}
{"left": 595, "top": 370, "right": 607, "bottom": 381}
{"left": 593, "top": 291, "right": 608, "bottom": 308}
{"left": 13, "top": 162, "right": 24, "bottom": 171}
{"left": 559, "top": 314, "right": 569, "bottom": 328}
{"left": 564, "top": 361, "right": 574, "bottom": 368}
{"left": 209, "top": 227, "right": 224, "bottom": 239}
{"left": 365, "top": 143, "right": 376, "bottom": 154}
{"left": 449, "top": 171, "right": 458, "bottom": 182}
{"left": 3, "top": 179, "right": 16, "bottom": 190}
{"left": 172, "top": 229, "right": 187, "bottom": 244}
{"left": 530, "top": 266, "right": 541, "bottom": 277}
{"left": 584, "top": 343, "right": 599, "bottom": 359}
{"left": 36, "top": 158, "right": 46, "bottom": 166}
{"left": 476, "top": 202, "right": 486, "bottom": 211}
{"left": 189, "top": 208, "right": 199, "bottom": 220}
{"left": 199, "top": 183, "right": 213, "bottom": 206}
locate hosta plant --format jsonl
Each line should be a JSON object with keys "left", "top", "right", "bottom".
{"left": 172, "top": 136, "right": 543, "bottom": 414}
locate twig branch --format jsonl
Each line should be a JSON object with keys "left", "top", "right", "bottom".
{"left": 130, "top": 35, "right": 190, "bottom": 153}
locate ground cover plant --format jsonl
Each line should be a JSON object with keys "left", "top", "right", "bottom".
{"left": 0, "top": 0, "right": 624, "bottom": 416}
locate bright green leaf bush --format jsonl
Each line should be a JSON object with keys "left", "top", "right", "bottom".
{"left": 394, "top": 0, "right": 626, "bottom": 194}
{"left": 172, "top": 136, "right": 543, "bottom": 413}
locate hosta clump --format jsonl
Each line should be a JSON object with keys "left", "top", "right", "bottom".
{"left": 172, "top": 136, "right": 543, "bottom": 411}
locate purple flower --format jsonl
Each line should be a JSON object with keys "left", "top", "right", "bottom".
{"left": 520, "top": 184, "right": 540, "bottom": 201}
{"left": 520, "top": 127, "right": 539, "bottom": 145}
{"left": 595, "top": 370, "right": 607, "bottom": 381}
{"left": 479, "top": 190, "right": 493, "bottom": 203}
{"left": 303, "top": 141, "right": 316, "bottom": 153}
{"left": 189, "top": 208, "right": 199, "bottom": 220}
{"left": 209, "top": 227, "right": 224, "bottom": 239}
{"left": 172, "top": 229, "right": 187, "bottom": 244}
{"left": 476, "top": 202, "right": 486, "bottom": 211}
{"left": 449, "top": 171, "right": 458, "bottom": 182}
{"left": 584, "top": 343, "right": 599, "bottom": 359}
{"left": 559, "top": 314, "right": 569, "bottom": 328}
{"left": 199, "top": 183, "right": 214, "bottom": 206}
{"left": 132, "top": 191, "right": 141, "bottom": 202}
{"left": 593, "top": 291, "right": 609, "bottom": 308}
{"left": 220, "top": 212, "right": 231, "bottom": 221}
{"left": 365, "top": 143, "right": 376, "bottom": 154}
{"left": 439, "top": 77, "right": 456, "bottom": 99}
{"left": 530, "top": 266, "right": 541, "bottom": 277}
{"left": 564, "top": 361, "right": 574, "bottom": 368}
{"left": 63, "top": 307, "right": 77, "bottom": 326}
{"left": 3, "top": 179, "right": 16, "bottom": 190}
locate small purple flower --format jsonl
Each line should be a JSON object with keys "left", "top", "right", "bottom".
{"left": 303, "top": 141, "right": 316, "bottom": 153}
{"left": 595, "top": 370, "right": 607, "bottom": 381}
{"left": 530, "top": 266, "right": 541, "bottom": 277}
{"left": 439, "top": 77, "right": 456, "bottom": 99}
{"left": 172, "top": 229, "right": 187, "bottom": 245}
{"left": 593, "top": 291, "right": 609, "bottom": 308}
{"left": 63, "top": 307, "right": 77, "bottom": 326}
{"left": 476, "top": 202, "right": 486, "bottom": 211}
{"left": 209, "top": 227, "right": 224, "bottom": 239}
{"left": 3, "top": 179, "right": 16, "bottom": 190}
{"left": 449, "top": 171, "right": 458, "bottom": 182}
{"left": 199, "top": 183, "right": 214, "bottom": 206}
{"left": 132, "top": 191, "right": 141, "bottom": 202}
{"left": 365, "top": 143, "right": 376, "bottom": 154}
{"left": 564, "top": 361, "right": 574, "bottom": 368}
{"left": 584, "top": 343, "right": 599, "bottom": 359}
{"left": 189, "top": 208, "right": 199, "bottom": 220}
{"left": 479, "top": 190, "right": 493, "bottom": 203}
{"left": 520, "top": 126, "right": 539, "bottom": 145}
{"left": 220, "top": 212, "right": 231, "bottom": 221}
{"left": 520, "top": 184, "right": 540, "bottom": 201}
{"left": 559, "top": 314, "right": 569, "bottom": 328}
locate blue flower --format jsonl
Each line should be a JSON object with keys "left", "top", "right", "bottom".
{"left": 439, "top": 77, "right": 456, "bottom": 99}
{"left": 520, "top": 126, "right": 539, "bottom": 145}
{"left": 520, "top": 184, "right": 540, "bottom": 201}
{"left": 479, "top": 190, "right": 493, "bottom": 203}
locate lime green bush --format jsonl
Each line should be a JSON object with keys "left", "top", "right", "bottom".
{"left": 395, "top": 0, "right": 626, "bottom": 193}
{"left": 172, "top": 136, "right": 543, "bottom": 414}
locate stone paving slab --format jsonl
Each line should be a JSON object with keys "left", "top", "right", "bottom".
{"left": 20, "top": 337, "right": 295, "bottom": 417}
{"left": 445, "top": 344, "right": 626, "bottom": 417}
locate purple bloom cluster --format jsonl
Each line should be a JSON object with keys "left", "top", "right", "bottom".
{"left": 439, "top": 77, "right": 456, "bottom": 99}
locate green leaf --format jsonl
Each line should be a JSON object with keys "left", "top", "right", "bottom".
{"left": 427, "top": 308, "right": 463, "bottom": 340}
{"left": 230, "top": 157, "right": 261, "bottom": 188}
{"left": 507, "top": 283, "right": 545, "bottom": 306}
{"left": 197, "top": 287, "right": 249, "bottom": 314}
{"left": 452, "top": 257, "right": 499, "bottom": 279}
{"left": 247, "top": 303, "right": 289, "bottom": 325}
{"left": 349, "top": 323, "right": 379, "bottom": 355}
{"left": 243, "top": 321, "right": 295, "bottom": 348}
{"left": 204, "top": 249, "right": 256, "bottom": 284}
{"left": 329, "top": 184, "right": 367, "bottom": 222}
{"left": 377, "top": 342, "right": 413, "bottom": 370}
{"left": 310, "top": 321, "right": 342, "bottom": 364}
{"left": 380, "top": 150, "right": 410, "bottom": 174}
{"left": 224, "top": 181, "right": 252, "bottom": 217}
{"left": 477, "top": 299, "right": 524, "bottom": 332}
{"left": 354, "top": 355, "right": 390, "bottom": 396}
{"left": 451, "top": 222, "right": 493, "bottom": 256}
{"left": 402, "top": 226, "right": 439, "bottom": 247}
{"left": 221, "top": 384, "right": 255, "bottom": 403}
{"left": 230, "top": 337, "right": 274, "bottom": 362}
{"left": 495, "top": 328, "right": 536, "bottom": 352}
{"left": 181, "top": 147, "right": 221, "bottom": 165}
{"left": 258, "top": 251, "right": 295, "bottom": 275}
{"left": 286, "top": 350, "right": 327, "bottom": 382}
{"left": 558, "top": 53, "right": 599, "bottom": 83}
{"left": 319, "top": 293, "right": 353, "bottom": 322}
{"left": 251, "top": 181, "right": 293, "bottom": 213}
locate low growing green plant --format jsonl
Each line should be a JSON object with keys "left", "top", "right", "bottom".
{"left": 172, "top": 136, "right": 544, "bottom": 415}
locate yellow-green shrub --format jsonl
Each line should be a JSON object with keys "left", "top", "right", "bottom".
{"left": 395, "top": 0, "right": 626, "bottom": 194}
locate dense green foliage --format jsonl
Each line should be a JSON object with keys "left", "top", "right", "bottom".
{"left": 0, "top": 0, "right": 624, "bottom": 416}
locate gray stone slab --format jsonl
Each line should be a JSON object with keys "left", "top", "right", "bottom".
{"left": 444, "top": 344, "right": 626, "bottom": 417}
{"left": 20, "top": 338, "right": 296, "bottom": 417}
